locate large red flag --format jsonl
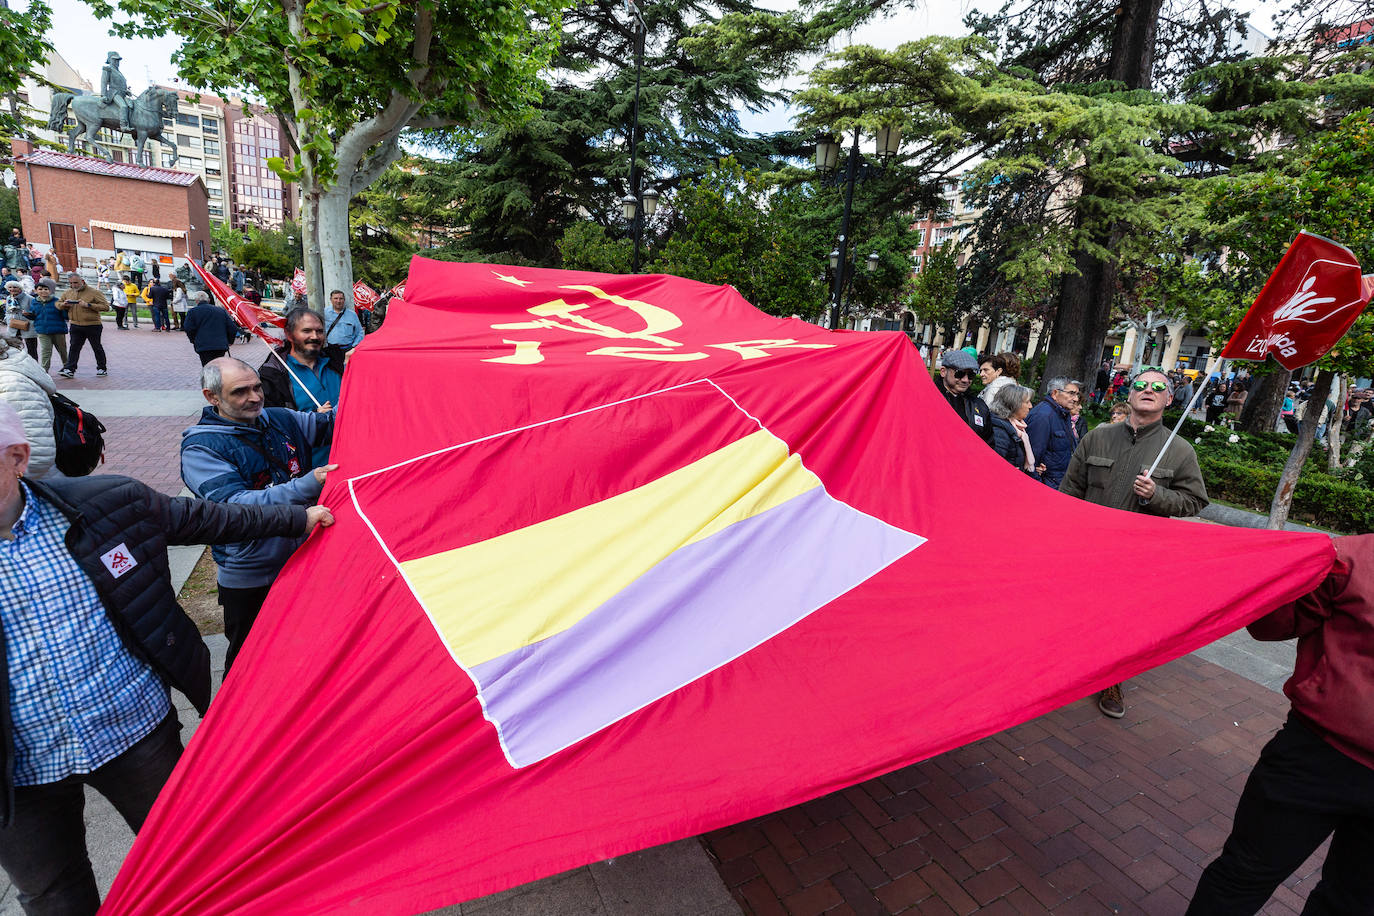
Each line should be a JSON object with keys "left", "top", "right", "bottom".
{"left": 1219, "top": 230, "right": 1374, "bottom": 369}
{"left": 101, "top": 259, "right": 1334, "bottom": 915}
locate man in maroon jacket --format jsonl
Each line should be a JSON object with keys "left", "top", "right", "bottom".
{"left": 1187, "top": 534, "right": 1374, "bottom": 915}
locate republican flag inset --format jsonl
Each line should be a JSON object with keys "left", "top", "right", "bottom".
{"left": 351, "top": 381, "right": 922, "bottom": 767}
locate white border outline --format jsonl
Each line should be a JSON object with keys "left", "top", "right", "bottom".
{"left": 348, "top": 377, "right": 924, "bottom": 768}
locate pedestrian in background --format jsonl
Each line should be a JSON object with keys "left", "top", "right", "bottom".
{"left": 108, "top": 277, "right": 129, "bottom": 330}
{"left": 3, "top": 281, "right": 37, "bottom": 361}
{"left": 29, "top": 280, "right": 66, "bottom": 372}
{"left": 57, "top": 272, "right": 108, "bottom": 379}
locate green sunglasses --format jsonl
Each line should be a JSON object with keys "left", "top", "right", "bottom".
{"left": 1131, "top": 380, "right": 1169, "bottom": 392}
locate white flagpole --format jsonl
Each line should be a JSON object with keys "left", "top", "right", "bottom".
{"left": 1146, "top": 361, "right": 1225, "bottom": 476}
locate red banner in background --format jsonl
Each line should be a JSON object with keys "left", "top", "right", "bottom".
{"left": 1219, "top": 230, "right": 1374, "bottom": 370}
{"left": 352, "top": 280, "right": 379, "bottom": 312}
{"left": 290, "top": 268, "right": 308, "bottom": 298}
{"left": 388, "top": 281, "right": 405, "bottom": 301}
{"left": 189, "top": 261, "right": 284, "bottom": 345}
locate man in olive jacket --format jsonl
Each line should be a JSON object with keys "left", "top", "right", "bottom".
{"left": 0, "top": 401, "right": 333, "bottom": 914}
{"left": 1060, "top": 366, "right": 1208, "bottom": 719}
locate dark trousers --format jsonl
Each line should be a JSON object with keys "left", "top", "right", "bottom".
{"left": 111, "top": 306, "right": 127, "bottom": 329}
{"left": 150, "top": 305, "right": 169, "bottom": 331}
{"left": 0, "top": 712, "right": 181, "bottom": 916}
{"left": 218, "top": 582, "right": 273, "bottom": 675}
{"left": 20, "top": 337, "right": 37, "bottom": 360}
{"left": 1188, "top": 715, "right": 1374, "bottom": 915}
{"left": 62, "top": 325, "right": 105, "bottom": 372}
{"left": 197, "top": 349, "right": 227, "bottom": 366}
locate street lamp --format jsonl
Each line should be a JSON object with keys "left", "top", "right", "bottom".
{"left": 624, "top": 1, "right": 652, "bottom": 272}
{"left": 815, "top": 126, "right": 901, "bottom": 329}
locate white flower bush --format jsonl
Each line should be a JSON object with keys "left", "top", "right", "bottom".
{"left": 1228, "top": 434, "right": 1241, "bottom": 444}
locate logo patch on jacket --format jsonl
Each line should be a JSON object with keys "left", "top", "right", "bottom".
{"left": 101, "top": 542, "right": 137, "bottom": 578}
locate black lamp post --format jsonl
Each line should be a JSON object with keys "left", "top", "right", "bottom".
{"left": 621, "top": 2, "right": 662, "bottom": 272}
{"left": 815, "top": 126, "right": 901, "bottom": 329}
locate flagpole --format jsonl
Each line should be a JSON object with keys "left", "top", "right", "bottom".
{"left": 1146, "top": 361, "right": 1224, "bottom": 477}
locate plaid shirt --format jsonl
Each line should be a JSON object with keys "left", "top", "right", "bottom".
{"left": 0, "top": 481, "right": 169, "bottom": 785}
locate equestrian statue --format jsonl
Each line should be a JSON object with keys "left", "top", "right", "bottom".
{"left": 46, "top": 53, "right": 180, "bottom": 168}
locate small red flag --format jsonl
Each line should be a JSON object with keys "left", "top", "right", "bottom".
{"left": 190, "top": 261, "right": 284, "bottom": 345}
{"left": 352, "top": 280, "right": 379, "bottom": 312}
{"left": 290, "top": 268, "right": 308, "bottom": 297}
{"left": 1219, "top": 230, "right": 1374, "bottom": 370}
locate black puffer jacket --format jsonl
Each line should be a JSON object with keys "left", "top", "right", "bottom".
{"left": 2, "top": 475, "right": 304, "bottom": 824}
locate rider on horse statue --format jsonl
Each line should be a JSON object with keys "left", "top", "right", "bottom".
{"left": 101, "top": 51, "right": 133, "bottom": 132}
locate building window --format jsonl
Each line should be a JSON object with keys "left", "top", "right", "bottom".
{"left": 161, "top": 153, "right": 176, "bottom": 168}
{"left": 162, "top": 117, "right": 173, "bottom": 128}
{"left": 208, "top": 187, "right": 222, "bottom": 199}
{"left": 206, "top": 165, "right": 221, "bottom": 177}
{"left": 208, "top": 205, "right": 223, "bottom": 217}
{"left": 176, "top": 112, "right": 200, "bottom": 129}
{"left": 203, "top": 140, "right": 219, "bottom": 156}
{"left": 202, "top": 118, "right": 219, "bottom": 135}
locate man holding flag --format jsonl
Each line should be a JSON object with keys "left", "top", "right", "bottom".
{"left": 1060, "top": 366, "right": 1208, "bottom": 718}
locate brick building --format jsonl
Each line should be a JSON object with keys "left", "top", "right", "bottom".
{"left": 12, "top": 142, "right": 211, "bottom": 274}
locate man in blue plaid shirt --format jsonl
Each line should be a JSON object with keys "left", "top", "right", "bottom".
{"left": 0, "top": 401, "right": 333, "bottom": 915}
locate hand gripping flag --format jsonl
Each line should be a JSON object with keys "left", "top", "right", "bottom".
{"left": 1219, "top": 230, "right": 1374, "bottom": 369}
{"left": 101, "top": 259, "right": 1335, "bottom": 915}
{"left": 352, "top": 280, "right": 379, "bottom": 312}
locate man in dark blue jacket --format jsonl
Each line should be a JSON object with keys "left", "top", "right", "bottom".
{"left": 0, "top": 400, "right": 332, "bottom": 915}
{"left": 182, "top": 291, "right": 240, "bottom": 365}
{"left": 1026, "top": 376, "right": 1082, "bottom": 490}
{"left": 180, "top": 357, "right": 336, "bottom": 673}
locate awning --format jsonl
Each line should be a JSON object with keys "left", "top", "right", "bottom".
{"left": 89, "top": 220, "right": 187, "bottom": 238}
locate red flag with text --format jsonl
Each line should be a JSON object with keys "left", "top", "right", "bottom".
{"left": 352, "top": 280, "right": 379, "bottom": 311}
{"left": 101, "top": 259, "right": 1336, "bottom": 915}
{"left": 289, "top": 267, "right": 307, "bottom": 297}
{"left": 1219, "top": 230, "right": 1374, "bottom": 369}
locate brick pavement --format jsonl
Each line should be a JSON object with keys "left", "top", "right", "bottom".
{"left": 53, "top": 318, "right": 252, "bottom": 390}
{"left": 703, "top": 656, "right": 1323, "bottom": 915}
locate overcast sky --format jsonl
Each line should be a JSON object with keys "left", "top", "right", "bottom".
{"left": 36, "top": 0, "right": 1278, "bottom": 133}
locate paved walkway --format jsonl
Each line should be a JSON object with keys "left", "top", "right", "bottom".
{"left": 6, "top": 320, "right": 1327, "bottom": 915}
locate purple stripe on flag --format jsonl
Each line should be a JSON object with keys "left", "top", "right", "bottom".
{"left": 470, "top": 487, "right": 924, "bottom": 766}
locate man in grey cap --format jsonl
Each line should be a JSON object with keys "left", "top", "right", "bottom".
{"left": 937, "top": 349, "right": 993, "bottom": 445}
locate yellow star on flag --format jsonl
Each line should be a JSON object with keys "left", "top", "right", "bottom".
{"left": 492, "top": 272, "right": 533, "bottom": 287}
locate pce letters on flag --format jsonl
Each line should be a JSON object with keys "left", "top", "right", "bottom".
{"left": 1220, "top": 230, "right": 1374, "bottom": 370}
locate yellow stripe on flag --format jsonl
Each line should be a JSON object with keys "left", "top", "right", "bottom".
{"left": 399, "top": 430, "right": 820, "bottom": 667}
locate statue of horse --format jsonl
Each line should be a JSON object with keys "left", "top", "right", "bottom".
{"left": 47, "top": 87, "right": 181, "bottom": 169}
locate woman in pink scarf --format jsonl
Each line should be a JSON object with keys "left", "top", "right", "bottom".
{"left": 987, "top": 383, "right": 1043, "bottom": 479}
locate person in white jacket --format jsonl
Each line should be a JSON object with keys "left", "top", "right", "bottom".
{"left": 0, "top": 335, "right": 55, "bottom": 478}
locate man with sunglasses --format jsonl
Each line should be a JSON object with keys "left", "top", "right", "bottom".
{"left": 936, "top": 349, "right": 993, "bottom": 445}
{"left": 1060, "top": 366, "right": 1208, "bottom": 718}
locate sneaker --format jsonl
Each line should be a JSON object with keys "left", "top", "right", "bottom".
{"left": 1097, "top": 683, "right": 1125, "bottom": 718}
{"left": 96, "top": 368, "right": 107, "bottom": 376}
{"left": 58, "top": 369, "right": 74, "bottom": 378}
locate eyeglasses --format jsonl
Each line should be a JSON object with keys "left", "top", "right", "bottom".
{"left": 1058, "top": 389, "right": 1081, "bottom": 399}
{"left": 950, "top": 369, "right": 976, "bottom": 380}
{"left": 1132, "top": 380, "right": 1169, "bottom": 392}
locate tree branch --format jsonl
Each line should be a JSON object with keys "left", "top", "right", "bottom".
{"left": 350, "top": 135, "right": 404, "bottom": 195}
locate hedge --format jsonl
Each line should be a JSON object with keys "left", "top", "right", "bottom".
{"left": 1198, "top": 455, "right": 1374, "bottom": 533}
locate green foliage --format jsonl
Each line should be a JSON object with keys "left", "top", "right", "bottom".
{"left": 236, "top": 240, "right": 292, "bottom": 278}
{"left": 556, "top": 222, "right": 632, "bottom": 275}
{"left": 906, "top": 244, "right": 958, "bottom": 325}
{"left": 0, "top": 0, "right": 53, "bottom": 143}
{"left": 649, "top": 158, "right": 825, "bottom": 318}
{"left": 0, "top": 187, "right": 20, "bottom": 242}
